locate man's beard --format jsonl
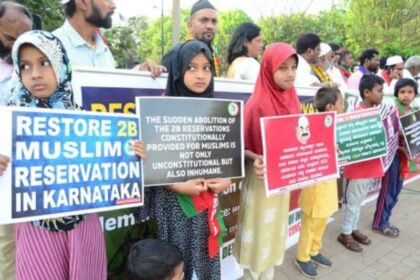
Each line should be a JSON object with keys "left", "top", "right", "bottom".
{"left": 199, "top": 33, "right": 214, "bottom": 45}
{"left": 322, "top": 60, "right": 332, "bottom": 72}
{"left": 368, "top": 64, "right": 379, "bottom": 73}
{"left": 86, "top": 4, "right": 113, "bottom": 29}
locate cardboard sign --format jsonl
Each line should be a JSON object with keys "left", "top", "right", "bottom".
{"left": 381, "top": 106, "right": 400, "bottom": 171}
{"left": 261, "top": 112, "right": 339, "bottom": 196}
{"left": 137, "top": 97, "right": 244, "bottom": 186}
{"left": 400, "top": 109, "right": 420, "bottom": 158}
{"left": 0, "top": 107, "right": 143, "bottom": 224}
{"left": 337, "top": 107, "right": 387, "bottom": 166}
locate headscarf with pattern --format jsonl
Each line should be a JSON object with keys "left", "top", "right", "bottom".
{"left": 8, "top": 30, "right": 78, "bottom": 110}
{"left": 8, "top": 30, "right": 83, "bottom": 232}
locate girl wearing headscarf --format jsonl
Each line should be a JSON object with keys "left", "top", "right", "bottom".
{"left": 143, "top": 40, "right": 230, "bottom": 280}
{"left": 9, "top": 30, "right": 106, "bottom": 280}
{"left": 233, "top": 43, "right": 301, "bottom": 279}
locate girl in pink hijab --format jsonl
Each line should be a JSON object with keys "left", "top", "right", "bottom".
{"left": 234, "top": 43, "right": 301, "bottom": 279}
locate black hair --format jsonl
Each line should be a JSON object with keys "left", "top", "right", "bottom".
{"left": 0, "top": 3, "right": 6, "bottom": 18}
{"left": 385, "top": 64, "right": 397, "bottom": 75}
{"left": 126, "top": 239, "right": 184, "bottom": 280}
{"left": 394, "top": 78, "right": 418, "bottom": 97}
{"left": 359, "top": 74, "right": 384, "bottom": 99}
{"left": 64, "top": 0, "right": 76, "bottom": 18}
{"left": 359, "top": 48, "right": 379, "bottom": 66}
{"left": 315, "top": 87, "right": 341, "bottom": 112}
{"left": 329, "top": 43, "right": 340, "bottom": 52}
{"left": 379, "top": 56, "right": 387, "bottom": 69}
{"left": 32, "top": 14, "right": 42, "bottom": 30}
{"left": 227, "top": 22, "right": 261, "bottom": 64}
{"left": 339, "top": 50, "right": 351, "bottom": 65}
{"left": 0, "top": 1, "right": 32, "bottom": 21}
{"left": 296, "top": 32, "right": 321, "bottom": 55}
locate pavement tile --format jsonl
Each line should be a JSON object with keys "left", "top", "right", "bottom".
{"left": 270, "top": 181, "right": 420, "bottom": 280}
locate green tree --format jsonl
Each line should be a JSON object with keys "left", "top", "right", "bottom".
{"left": 258, "top": 9, "right": 347, "bottom": 48}
{"left": 105, "top": 9, "right": 191, "bottom": 67}
{"left": 259, "top": 13, "right": 321, "bottom": 46}
{"left": 104, "top": 16, "right": 150, "bottom": 68}
{"left": 346, "top": 0, "right": 420, "bottom": 57}
{"left": 316, "top": 8, "right": 347, "bottom": 46}
{"left": 140, "top": 14, "right": 175, "bottom": 62}
{"left": 18, "top": 0, "right": 64, "bottom": 31}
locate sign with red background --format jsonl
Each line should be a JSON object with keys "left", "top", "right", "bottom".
{"left": 262, "top": 112, "right": 339, "bottom": 197}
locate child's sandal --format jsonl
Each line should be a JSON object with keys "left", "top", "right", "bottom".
{"left": 389, "top": 224, "right": 400, "bottom": 233}
{"left": 372, "top": 226, "right": 399, "bottom": 238}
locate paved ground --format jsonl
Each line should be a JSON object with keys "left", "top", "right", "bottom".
{"left": 274, "top": 180, "right": 420, "bottom": 280}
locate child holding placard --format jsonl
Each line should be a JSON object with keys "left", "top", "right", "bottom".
{"left": 141, "top": 40, "right": 231, "bottom": 280}
{"left": 294, "top": 87, "right": 343, "bottom": 278}
{"left": 338, "top": 74, "right": 385, "bottom": 253}
{"left": 372, "top": 78, "right": 418, "bottom": 237}
{"left": 7, "top": 30, "right": 147, "bottom": 280}
{"left": 6, "top": 30, "right": 108, "bottom": 280}
{"left": 233, "top": 43, "right": 301, "bottom": 279}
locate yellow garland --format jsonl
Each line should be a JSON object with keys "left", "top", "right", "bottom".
{"left": 184, "top": 33, "right": 221, "bottom": 77}
{"left": 311, "top": 65, "right": 333, "bottom": 83}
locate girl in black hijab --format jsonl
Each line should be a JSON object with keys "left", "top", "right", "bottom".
{"left": 164, "top": 39, "right": 214, "bottom": 98}
{"left": 146, "top": 40, "right": 231, "bottom": 280}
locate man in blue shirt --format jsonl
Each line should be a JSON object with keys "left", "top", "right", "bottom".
{"left": 55, "top": 0, "right": 165, "bottom": 77}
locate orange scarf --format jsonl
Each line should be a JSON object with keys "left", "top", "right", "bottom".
{"left": 311, "top": 65, "right": 333, "bottom": 83}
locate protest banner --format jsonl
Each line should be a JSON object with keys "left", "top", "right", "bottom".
{"left": 381, "top": 106, "right": 400, "bottom": 172}
{"left": 71, "top": 67, "right": 420, "bottom": 280}
{"left": 0, "top": 107, "right": 143, "bottom": 225}
{"left": 400, "top": 109, "right": 420, "bottom": 158}
{"left": 137, "top": 97, "right": 244, "bottom": 186}
{"left": 337, "top": 107, "right": 387, "bottom": 166}
{"left": 219, "top": 180, "right": 241, "bottom": 244}
{"left": 261, "top": 112, "right": 339, "bottom": 196}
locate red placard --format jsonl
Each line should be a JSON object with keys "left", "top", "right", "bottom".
{"left": 261, "top": 112, "right": 339, "bottom": 197}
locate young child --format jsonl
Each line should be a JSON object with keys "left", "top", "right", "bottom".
{"left": 338, "top": 74, "right": 385, "bottom": 253}
{"left": 372, "top": 78, "right": 419, "bottom": 236}
{"left": 295, "top": 87, "right": 343, "bottom": 278}
{"left": 125, "top": 239, "right": 184, "bottom": 280}
{"left": 7, "top": 30, "right": 109, "bottom": 279}
{"left": 233, "top": 43, "right": 301, "bottom": 279}
{"left": 140, "top": 40, "right": 231, "bottom": 280}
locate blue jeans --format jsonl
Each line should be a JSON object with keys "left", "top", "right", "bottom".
{"left": 372, "top": 153, "right": 403, "bottom": 230}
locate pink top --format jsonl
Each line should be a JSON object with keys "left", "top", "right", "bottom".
{"left": 346, "top": 70, "right": 364, "bottom": 90}
{"left": 0, "top": 58, "right": 13, "bottom": 82}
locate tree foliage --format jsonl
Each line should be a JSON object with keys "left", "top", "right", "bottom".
{"left": 103, "top": 16, "right": 149, "bottom": 68}
{"left": 258, "top": 9, "right": 347, "bottom": 49}
{"left": 346, "top": 0, "right": 419, "bottom": 57}
{"left": 18, "top": 0, "right": 64, "bottom": 31}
